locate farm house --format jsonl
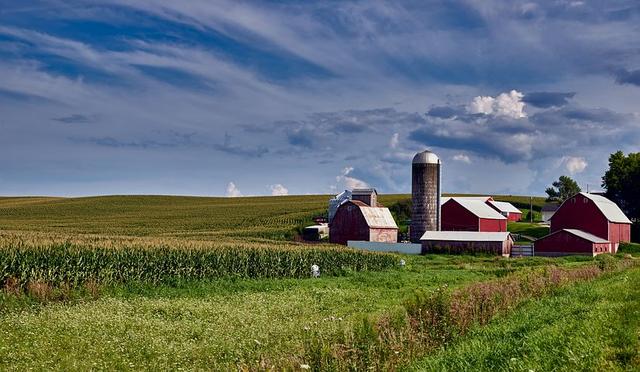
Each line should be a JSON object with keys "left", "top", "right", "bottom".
{"left": 535, "top": 192, "right": 631, "bottom": 255}
{"left": 487, "top": 200, "right": 522, "bottom": 222}
{"left": 329, "top": 200, "right": 398, "bottom": 245}
{"left": 441, "top": 197, "right": 507, "bottom": 232}
{"left": 420, "top": 231, "right": 513, "bottom": 256}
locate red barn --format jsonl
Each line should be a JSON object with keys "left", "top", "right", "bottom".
{"left": 487, "top": 200, "right": 522, "bottom": 222}
{"left": 535, "top": 192, "right": 631, "bottom": 255}
{"left": 534, "top": 229, "right": 611, "bottom": 256}
{"left": 441, "top": 198, "right": 507, "bottom": 232}
{"left": 329, "top": 200, "right": 398, "bottom": 245}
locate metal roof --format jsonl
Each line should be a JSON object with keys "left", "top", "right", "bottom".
{"left": 441, "top": 196, "right": 492, "bottom": 205}
{"left": 563, "top": 229, "right": 609, "bottom": 243}
{"left": 420, "top": 231, "right": 511, "bottom": 242}
{"left": 488, "top": 200, "right": 522, "bottom": 214}
{"left": 350, "top": 200, "right": 398, "bottom": 228}
{"left": 352, "top": 188, "right": 377, "bottom": 195}
{"left": 445, "top": 198, "right": 507, "bottom": 220}
{"left": 578, "top": 192, "right": 632, "bottom": 224}
{"left": 541, "top": 203, "right": 559, "bottom": 212}
{"left": 412, "top": 150, "right": 440, "bottom": 164}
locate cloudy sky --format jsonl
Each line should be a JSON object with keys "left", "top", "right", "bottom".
{"left": 1, "top": 1, "right": 639, "bottom": 197}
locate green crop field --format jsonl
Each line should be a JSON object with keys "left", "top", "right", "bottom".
{"left": 0, "top": 194, "right": 637, "bottom": 370}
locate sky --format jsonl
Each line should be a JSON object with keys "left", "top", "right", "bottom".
{"left": 1, "top": 0, "right": 639, "bottom": 197}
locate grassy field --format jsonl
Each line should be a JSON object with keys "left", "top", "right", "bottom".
{"left": 0, "top": 194, "right": 635, "bottom": 370}
{"left": 408, "top": 265, "right": 640, "bottom": 371}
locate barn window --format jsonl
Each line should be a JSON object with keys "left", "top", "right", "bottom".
{"left": 583, "top": 198, "right": 588, "bottom": 204}
{"left": 571, "top": 198, "right": 576, "bottom": 203}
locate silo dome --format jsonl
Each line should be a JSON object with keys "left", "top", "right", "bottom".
{"left": 412, "top": 150, "right": 439, "bottom": 164}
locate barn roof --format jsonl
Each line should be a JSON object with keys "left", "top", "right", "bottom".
{"left": 440, "top": 196, "right": 492, "bottom": 205}
{"left": 420, "top": 231, "right": 511, "bottom": 242}
{"left": 488, "top": 200, "right": 521, "bottom": 214}
{"left": 578, "top": 193, "right": 632, "bottom": 224}
{"left": 348, "top": 200, "right": 398, "bottom": 228}
{"left": 444, "top": 198, "right": 507, "bottom": 220}
{"left": 541, "top": 203, "right": 559, "bottom": 212}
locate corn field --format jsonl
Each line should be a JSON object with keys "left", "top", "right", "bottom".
{"left": 0, "top": 232, "right": 397, "bottom": 287}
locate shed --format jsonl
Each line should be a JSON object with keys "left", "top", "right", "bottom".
{"left": 352, "top": 188, "right": 378, "bottom": 207}
{"left": 420, "top": 231, "right": 513, "bottom": 256}
{"left": 302, "top": 224, "right": 329, "bottom": 241}
{"left": 487, "top": 200, "right": 522, "bottom": 222}
{"left": 329, "top": 200, "right": 398, "bottom": 245}
{"left": 441, "top": 198, "right": 507, "bottom": 232}
{"left": 549, "top": 192, "right": 631, "bottom": 253}
{"left": 541, "top": 203, "right": 559, "bottom": 223}
{"left": 534, "top": 229, "right": 611, "bottom": 256}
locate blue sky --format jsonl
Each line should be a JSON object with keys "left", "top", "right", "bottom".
{"left": 1, "top": 0, "right": 639, "bottom": 197}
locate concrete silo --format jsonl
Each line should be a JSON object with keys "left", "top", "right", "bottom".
{"left": 410, "top": 150, "right": 441, "bottom": 243}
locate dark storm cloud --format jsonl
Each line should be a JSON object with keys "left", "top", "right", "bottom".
{"left": 52, "top": 114, "right": 96, "bottom": 124}
{"left": 614, "top": 68, "right": 640, "bottom": 86}
{"left": 426, "top": 105, "right": 464, "bottom": 119}
{"left": 523, "top": 92, "right": 575, "bottom": 108}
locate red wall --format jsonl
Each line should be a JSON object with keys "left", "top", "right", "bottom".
{"left": 508, "top": 212, "right": 522, "bottom": 222}
{"left": 329, "top": 202, "right": 370, "bottom": 245}
{"left": 479, "top": 218, "right": 507, "bottom": 232}
{"left": 535, "top": 230, "right": 609, "bottom": 256}
{"left": 609, "top": 222, "right": 631, "bottom": 245}
{"left": 441, "top": 200, "right": 479, "bottom": 231}
{"left": 551, "top": 194, "right": 609, "bottom": 240}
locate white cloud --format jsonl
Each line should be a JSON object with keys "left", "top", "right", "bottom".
{"left": 225, "top": 181, "right": 242, "bottom": 197}
{"left": 269, "top": 183, "right": 289, "bottom": 196}
{"left": 469, "top": 90, "right": 527, "bottom": 119}
{"left": 452, "top": 154, "right": 471, "bottom": 163}
{"left": 563, "top": 156, "right": 588, "bottom": 174}
{"left": 389, "top": 132, "right": 399, "bottom": 149}
{"left": 335, "top": 167, "right": 369, "bottom": 190}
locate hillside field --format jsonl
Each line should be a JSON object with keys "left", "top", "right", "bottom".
{"left": 0, "top": 194, "right": 637, "bottom": 370}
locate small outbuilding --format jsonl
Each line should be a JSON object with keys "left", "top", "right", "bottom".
{"left": 329, "top": 200, "right": 398, "bottom": 245}
{"left": 487, "top": 200, "right": 522, "bottom": 222}
{"left": 441, "top": 197, "right": 507, "bottom": 232}
{"left": 420, "top": 231, "right": 513, "bottom": 256}
{"left": 534, "top": 229, "right": 610, "bottom": 256}
{"left": 541, "top": 203, "right": 559, "bottom": 223}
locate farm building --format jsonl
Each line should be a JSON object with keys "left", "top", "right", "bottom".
{"left": 420, "top": 231, "right": 513, "bottom": 256}
{"left": 541, "top": 203, "right": 559, "bottom": 223}
{"left": 441, "top": 197, "right": 507, "bottom": 232}
{"left": 535, "top": 192, "right": 631, "bottom": 255}
{"left": 302, "top": 224, "right": 329, "bottom": 241}
{"left": 534, "top": 229, "right": 611, "bottom": 256}
{"left": 352, "top": 188, "right": 378, "bottom": 207}
{"left": 329, "top": 200, "right": 398, "bottom": 245}
{"left": 487, "top": 200, "right": 522, "bottom": 222}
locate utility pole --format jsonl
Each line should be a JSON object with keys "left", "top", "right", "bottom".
{"left": 530, "top": 196, "right": 533, "bottom": 223}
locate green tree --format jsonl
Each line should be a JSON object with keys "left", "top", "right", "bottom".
{"left": 545, "top": 175, "right": 581, "bottom": 202}
{"left": 602, "top": 151, "right": 640, "bottom": 222}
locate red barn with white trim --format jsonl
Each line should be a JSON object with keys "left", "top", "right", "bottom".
{"left": 487, "top": 200, "right": 522, "bottom": 222}
{"left": 329, "top": 200, "right": 398, "bottom": 245}
{"left": 535, "top": 192, "right": 631, "bottom": 255}
{"left": 441, "top": 198, "right": 507, "bottom": 232}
